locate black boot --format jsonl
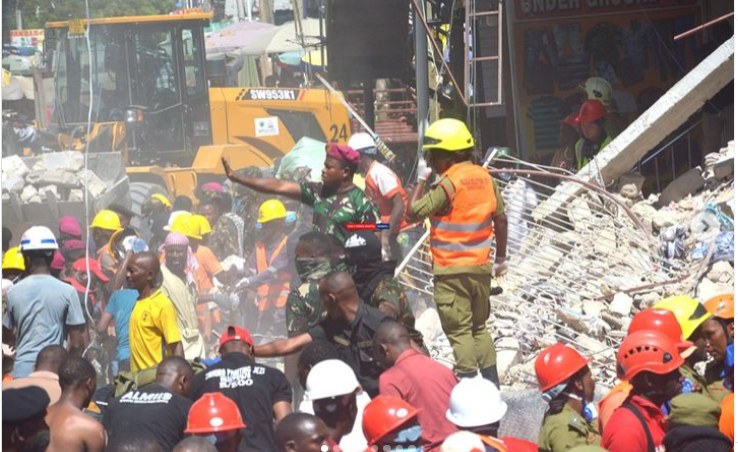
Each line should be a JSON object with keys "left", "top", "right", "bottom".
{"left": 480, "top": 365, "right": 500, "bottom": 386}
{"left": 456, "top": 370, "right": 478, "bottom": 380}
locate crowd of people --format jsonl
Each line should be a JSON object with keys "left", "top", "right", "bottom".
{"left": 0, "top": 118, "right": 734, "bottom": 452}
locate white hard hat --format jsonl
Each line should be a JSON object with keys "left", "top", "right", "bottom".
{"left": 446, "top": 376, "right": 508, "bottom": 427}
{"left": 19, "top": 226, "right": 58, "bottom": 251}
{"left": 305, "top": 359, "right": 360, "bottom": 400}
{"left": 440, "top": 431, "right": 486, "bottom": 452}
{"left": 347, "top": 132, "right": 377, "bottom": 155}
{"left": 580, "top": 77, "right": 612, "bottom": 107}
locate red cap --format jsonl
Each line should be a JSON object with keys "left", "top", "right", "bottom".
{"left": 71, "top": 257, "right": 110, "bottom": 282}
{"left": 326, "top": 143, "right": 360, "bottom": 169}
{"left": 219, "top": 325, "right": 254, "bottom": 348}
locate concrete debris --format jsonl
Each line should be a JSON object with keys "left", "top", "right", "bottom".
{"left": 20, "top": 185, "right": 40, "bottom": 203}
{"left": 78, "top": 169, "right": 107, "bottom": 198}
{"left": 705, "top": 261, "right": 734, "bottom": 284}
{"left": 68, "top": 189, "right": 84, "bottom": 202}
{"left": 2, "top": 152, "right": 117, "bottom": 204}
{"left": 634, "top": 291, "right": 662, "bottom": 310}
{"left": 400, "top": 142, "right": 733, "bottom": 390}
{"left": 696, "top": 277, "right": 734, "bottom": 302}
{"left": 631, "top": 202, "right": 658, "bottom": 231}
{"left": 1, "top": 155, "right": 29, "bottom": 178}
{"left": 38, "top": 185, "right": 59, "bottom": 201}
{"left": 2, "top": 176, "right": 26, "bottom": 194}
{"left": 619, "top": 183, "right": 641, "bottom": 200}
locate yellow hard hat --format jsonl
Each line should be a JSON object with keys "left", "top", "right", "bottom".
{"left": 90, "top": 209, "right": 123, "bottom": 231}
{"left": 192, "top": 214, "right": 212, "bottom": 235}
{"left": 654, "top": 295, "right": 711, "bottom": 340}
{"left": 257, "top": 199, "right": 287, "bottom": 224}
{"left": 422, "top": 118, "right": 474, "bottom": 152}
{"left": 2, "top": 247, "right": 25, "bottom": 271}
{"left": 170, "top": 214, "right": 203, "bottom": 240}
{"left": 151, "top": 193, "right": 172, "bottom": 208}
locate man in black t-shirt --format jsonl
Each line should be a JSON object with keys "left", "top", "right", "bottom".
{"left": 255, "top": 271, "right": 426, "bottom": 398}
{"left": 189, "top": 325, "right": 293, "bottom": 452}
{"left": 104, "top": 356, "right": 194, "bottom": 450}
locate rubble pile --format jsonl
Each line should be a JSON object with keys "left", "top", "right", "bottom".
{"left": 404, "top": 142, "right": 734, "bottom": 389}
{"left": 1, "top": 152, "right": 107, "bottom": 204}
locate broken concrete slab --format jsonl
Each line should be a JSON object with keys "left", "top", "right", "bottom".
{"left": 2, "top": 155, "right": 29, "bottom": 178}
{"left": 78, "top": 169, "right": 107, "bottom": 197}
{"left": 534, "top": 37, "right": 734, "bottom": 223}
{"left": 713, "top": 158, "right": 734, "bottom": 180}
{"left": 658, "top": 168, "right": 706, "bottom": 207}
{"left": 2, "top": 175, "right": 25, "bottom": 193}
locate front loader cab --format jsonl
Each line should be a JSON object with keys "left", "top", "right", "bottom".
{"left": 44, "top": 13, "right": 212, "bottom": 166}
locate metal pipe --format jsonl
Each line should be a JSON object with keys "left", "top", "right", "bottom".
{"left": 408, "top": 0, "right": 467, "bottom": 107}
{"left": 415, "top": 2, "right": 429, "bottom": 157}
{"left": 673, "top": 12, "right": 734, "bottom": 41}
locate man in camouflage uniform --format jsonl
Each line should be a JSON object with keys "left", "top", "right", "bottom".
{"left": 343, "top": 231, "right": 418, "bottom": 340}
{"left": 286, "top": 232, "right": 345, "bottom": 337}
{"left": 222, "top": 144, "right": 379, "bottom": 250}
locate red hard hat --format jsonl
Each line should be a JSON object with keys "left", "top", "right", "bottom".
{"left": 535, "top": 343, "right": 591, "bottom": 392}
{"left": 362, "top": 395, "right": 421, "bottom": 446}
{"left": 617, "top": 331, "right": 684, "bottom": 381}
{"left": 628, "top": 309, "right": 694, "bottom": 354}
{"left": 560, "top": 113, "right": 579, "bottom": 129}
{"left": 575, "top": 99, "right": 606, "bottom": 124}
{"left": 185, "top": 393, "right": 246, "bottom": 434}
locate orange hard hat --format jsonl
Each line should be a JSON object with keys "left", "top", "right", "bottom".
{"left": 628, "top": 309, "right": 694, "bottom": 354}
{"left": 704, "top": 293, "right": 734, "bottom": 320}
{"left": 575, "top": 99, "right": 606, "bottom": 125}
{"left": 362, "top": 395, "right": 421, "bottom": 446}
{"left": 617, "top": 331, "right": 684, "bottom": 381}
{"left": 535, "top": 343, "right": 590, "bottom": 392}
{"left": 185, "top": 393, "right": 246, "bottom": 434}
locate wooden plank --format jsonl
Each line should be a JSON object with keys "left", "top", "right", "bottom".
{"left": 534, "top": 37, "right": 734, "bottom": 223}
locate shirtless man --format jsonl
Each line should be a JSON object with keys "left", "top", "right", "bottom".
{"left": 45, "top": 356, "right": 106, "bottom": 451}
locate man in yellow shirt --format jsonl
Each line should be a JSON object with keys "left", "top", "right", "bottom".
{"left": 127, "top": 252, "right": 184, "bottom": 371}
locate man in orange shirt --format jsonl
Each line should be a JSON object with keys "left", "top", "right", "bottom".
{"left": 348, "top": 132, "right": 409, "bottom": 260}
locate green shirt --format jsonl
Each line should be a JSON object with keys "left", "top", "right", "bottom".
{"left": 300, "top": 182, "right": 380, "bottom": 246}
{"left": 538, "top": 404, "right": 601, "bottom": 452}
{"left": 369, "top": 276, "right": 415, "bottom": 330}
{"left": 409, "top": 163, "right": 505, "bottom": 276}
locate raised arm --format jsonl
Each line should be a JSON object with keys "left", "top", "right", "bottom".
{"left": 222, "top": 158, "right": 302, "bottom": 201}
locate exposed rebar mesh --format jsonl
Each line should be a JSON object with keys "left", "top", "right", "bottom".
{"left": 397, "top": 157, "right": 704, "bottom": 388}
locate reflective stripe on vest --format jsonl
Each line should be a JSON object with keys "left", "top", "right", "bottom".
{"left": 430, "top": 162, "right": 496, "bottom": 268}
{"left": 480, "top": 435, "right": 508, "bottom": 452}
{"left": 256, "top": 236, "right": 291, "bottom": 310}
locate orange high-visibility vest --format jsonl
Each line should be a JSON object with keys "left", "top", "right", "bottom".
{"left": 255, "top": 236, "right": 291, "bottom": 312}
{"left": 429, "top": 162, "right": 496, "bottom": 268}
{"left": 480, "top": 434, "right": 508, "bottom": 452}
